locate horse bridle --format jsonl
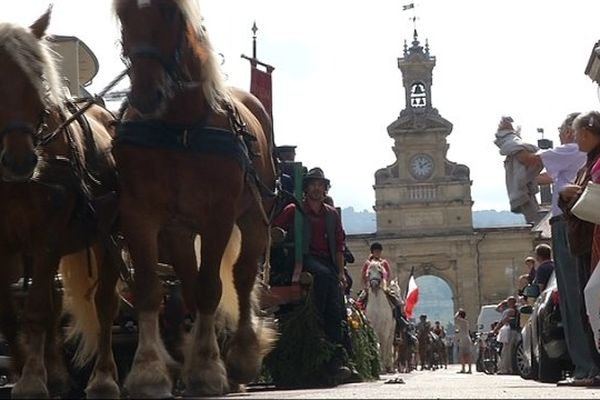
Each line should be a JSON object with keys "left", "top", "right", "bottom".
{"left": 368, "top": 266, "right": 383, "bottom": 287}
{"left": 0, "top": 110, "right": 51, "bottom": 149}
{"left": 125, "top": 44, "right": 192, "bottom": 91}
{"left": 121, "top": 7, "right": 196, "bottom": 94}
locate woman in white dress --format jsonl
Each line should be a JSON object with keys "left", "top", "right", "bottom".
{"left": 454, "top": 309, "right": 472, "bottom": 373}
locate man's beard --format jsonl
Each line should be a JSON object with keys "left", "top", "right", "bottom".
{"left": 307, "top": 190, "right": 324, "bottom": 201}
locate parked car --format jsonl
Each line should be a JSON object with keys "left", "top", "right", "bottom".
{"left": 515, "top": 271, "right": 573, "bottom": 383}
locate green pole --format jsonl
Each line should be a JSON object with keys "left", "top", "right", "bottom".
{"left": 293, "top": 162, "right": 304, "bottom": 279}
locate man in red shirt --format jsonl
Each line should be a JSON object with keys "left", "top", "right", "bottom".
{"left": 361, "top": 242, "right": 392, "bottom": 289}
{"left": 273, "top": 167, "right": 352, "bottom": 380}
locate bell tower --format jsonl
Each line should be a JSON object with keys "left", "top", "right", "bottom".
{"left": 374, "top": 30, "right": 473, "bottom": 236}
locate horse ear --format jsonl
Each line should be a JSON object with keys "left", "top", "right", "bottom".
{"left": 30, "top": 4, "right": 53, "bottom": 39}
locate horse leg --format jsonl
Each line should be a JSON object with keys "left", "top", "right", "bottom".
{"left": 444, "top": 343, "right": 448, "bottom": 369}
{"left": 161, "top": 228, "right": 198, "bottom": 315}
{"left": 0, "top": 251, "right": 23, "bottom": 379}
{"left": 86, "top": 242, "right": 121, "bottom": 399}
{"left": 12, "top": 253, "right": 60, "bottom": 399}
{"left": 384, "top": 331, "right": 395, "bottom": 373}
{"left": 392, "top": 340, "right": 399, "bottom": 373}
{"left": 226, "top": 218, "right": 274, "bottom": 385}
{"left": 44, "top": 283, "right": 69, "bottom": 397}
{"left": 121, "top": 217, "right": 173, "bottom": 399}
{"left": 182, "top": 220, "right": 235, "bottom": 397}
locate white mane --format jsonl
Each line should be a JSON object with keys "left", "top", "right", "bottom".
{"left": 0, "top": 22, "right": 64, "bottom": 108}
{"left": 175, "top": 0, "right": 229, "bottom": 112}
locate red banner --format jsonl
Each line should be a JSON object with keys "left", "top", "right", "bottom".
{"left": 250, "top": 66, "right": 273, "bottom": 119}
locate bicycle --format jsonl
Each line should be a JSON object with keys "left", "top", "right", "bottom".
{"left": 480, "top": 332, "right": 502, "bottom": 375}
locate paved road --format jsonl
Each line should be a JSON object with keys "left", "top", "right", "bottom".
{"left": 225, "top": 365, "right": 600, "bottom": 399}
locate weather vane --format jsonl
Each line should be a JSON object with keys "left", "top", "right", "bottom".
{"left": 402, "top": 2, "right": 419, "bottom": 38}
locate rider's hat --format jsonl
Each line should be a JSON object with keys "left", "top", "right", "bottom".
{"left": 419, "top": 314, "right": 427, "bottom": 319}
{"left": 303, "top": 167, "right": 330, "bottom": 187}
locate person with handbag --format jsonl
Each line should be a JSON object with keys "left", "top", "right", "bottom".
{"left": 508, "top": 113, "right": 596, "bottom": 384}
{"left": 569, "top": 111, "right": 600, "bottom": 362}
{"left": 559, "top": 110, "right": 600, "bottom": 386}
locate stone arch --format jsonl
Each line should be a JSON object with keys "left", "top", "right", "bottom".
{"left": 412, "top": 274, "right": 456, "bottom": 333}
{"left": 396, "top": 262, "right": 459, "bottom": 311}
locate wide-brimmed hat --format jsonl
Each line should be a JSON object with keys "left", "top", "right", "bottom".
{"left": 303, "top": 167, "right": 330, "bottom": 186}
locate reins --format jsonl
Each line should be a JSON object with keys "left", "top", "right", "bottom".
{"left": 38, "top": 68, "right": 130, "bottom": 146}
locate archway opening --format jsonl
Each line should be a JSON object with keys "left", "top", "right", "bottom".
{"left": 412, "top": 275, "right": 455, "bottom": 334}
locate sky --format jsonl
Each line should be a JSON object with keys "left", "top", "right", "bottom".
{"left": 4, "top": 0, "right": 600, "bottom": 212}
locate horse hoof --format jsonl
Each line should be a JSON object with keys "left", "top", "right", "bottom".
{"left": 225, "top": 325, "right": 266, "bottom": 384}
{"left": 183, "top": 359, "right": 229, "bottom": 396}
{"left": 225, "top": 350, "right": 261, "bottom": 384}
{"left": 12, "top": 377, "right": 49, "bottom": 399}
{"left": 86, "top": 380, "right": 121, "bottom": 399}
{"left": 125, "top": 387, "right": 173, "bottom": 399}
{"left": 183, "top": 379, "right": 229, "bottom": 397}
{"left": 183, "top": 373, "right": 229, "bottom": 396}
{"left": 124, "top": 360, "right": 173, "bottom": 399}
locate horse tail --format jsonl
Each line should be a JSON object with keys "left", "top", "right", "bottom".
{"left": 59, "top": 247, "right": 100, "bottom": 367}
{"left": 210, "top": 224, "right": 276, "bottom": 356}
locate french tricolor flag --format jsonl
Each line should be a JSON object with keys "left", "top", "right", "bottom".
{"left": 405, "top": 272, "right": 419, "bottom": 319}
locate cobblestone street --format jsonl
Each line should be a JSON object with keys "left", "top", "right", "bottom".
{"left": 225, "top": 365, "right": 600, "bottom": 399}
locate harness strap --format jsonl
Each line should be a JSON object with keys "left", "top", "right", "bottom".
{"left": 115, "top": 120, "right": 252, "bottom": 168}
{"left": 39, "top": 68, "right": 129, "bottom": 146}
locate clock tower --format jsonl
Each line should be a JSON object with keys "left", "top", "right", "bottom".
{"left": 347, "top": 28, "right": 542, "bottom": 327}
{"left": 374, "top": 30, "right": 473, "bottom": 236}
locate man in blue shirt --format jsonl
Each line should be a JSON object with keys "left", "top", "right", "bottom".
{"left": 532, "top": 244, "right": 554, "bottom": 292}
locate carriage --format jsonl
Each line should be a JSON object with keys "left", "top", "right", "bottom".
{"left": 0, "top": 3, "right": 380, "bottom": 397}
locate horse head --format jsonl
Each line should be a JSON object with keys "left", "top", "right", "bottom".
{"left": 0, "top": 6, "right": 60, "bottom": 182}
{"left": 367, "top": 260, "right": 386, "bottom": 291}
{"left": 114, "top": 0, "right": 228, "bottom": 117}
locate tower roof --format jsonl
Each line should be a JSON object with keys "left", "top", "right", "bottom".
{"left": 402, "top": 29, "right": 432, "bottom": 61}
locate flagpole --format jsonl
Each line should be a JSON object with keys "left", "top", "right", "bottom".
{"left": 241, "top": 22, "right": 275, "bottom": 122}
{"left": 252, "top": 21, "right": 257, "bottom": 60}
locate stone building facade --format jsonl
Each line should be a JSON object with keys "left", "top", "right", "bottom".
{"left": 345, "top": 31, "right": 548, "bottom": 321}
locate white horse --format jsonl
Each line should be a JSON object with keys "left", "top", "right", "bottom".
{"left": 364, "top": 260, "right": 396, "bottom": 373}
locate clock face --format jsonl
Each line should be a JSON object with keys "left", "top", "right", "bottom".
{"left": 409, "top": 154, "right": 434, "bottom": 180}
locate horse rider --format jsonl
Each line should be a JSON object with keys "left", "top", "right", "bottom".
{"left": 273, "top": 167, "right": 358, "bottom": 383}
{"left": 361, "top": 242, "right": 392, "bottom": 289}
{"left": 416, "top": 314, "right": 431, "bottom": 334}
{"left": 433, "top": 321, "right": 446, "bottom": 338}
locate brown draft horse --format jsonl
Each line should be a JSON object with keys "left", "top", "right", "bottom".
{"left": 0, "top": 9, "right": 121, "bottom": 399}
{"left": 113, "top": 0, "right": 276, "bottom": 397}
